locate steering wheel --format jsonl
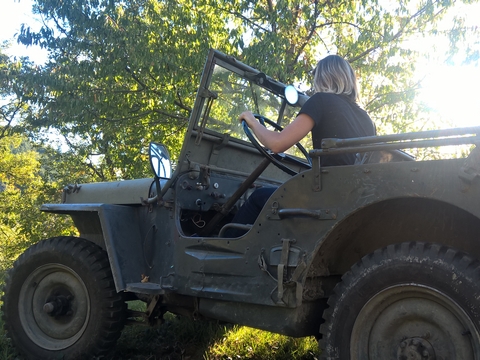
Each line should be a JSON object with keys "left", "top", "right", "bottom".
{"left": 242, "top": 114, "right": 312, "bottom": 176}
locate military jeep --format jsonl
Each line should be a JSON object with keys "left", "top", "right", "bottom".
{"left": 3, "top": 49, "right": 480, "bottom": 359}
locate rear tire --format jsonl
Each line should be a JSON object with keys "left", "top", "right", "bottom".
{"left": 320, "top": 242, "right": 480, "bottom": 359}
{"left": 2, "top": 237, "right": 127, "bottom": 360}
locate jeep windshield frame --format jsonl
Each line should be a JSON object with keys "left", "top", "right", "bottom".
{"left": 192, "top": 50, "right": 311, "bottom": 159}
{"left": 158, "top": 50, "right": 313, "bottom": 199}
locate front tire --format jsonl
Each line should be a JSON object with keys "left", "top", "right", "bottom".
{"left": 2, "top": 237, "right": 127, "bottom": 359}
{"left": 320, "top": 242, "right": 480, "bottom": 359}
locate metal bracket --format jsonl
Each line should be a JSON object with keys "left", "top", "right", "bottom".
{"left": 459, "top": 145, "right": 480, "bottom": 183}
{"left": 195, "top": 89, "right": 217, "bottom": 145}
{"left": 312, "top": 156, "right": 322, "bottom": 192}
{"left": 208, "top": 133, "right": 230, "bottom": 165}
{"left": 145, "top": 294, "right": 161, "bottom": 326}
{"left": 277, "top": 238, "right": 295, "bottom": 305}
{"left": 259, "top": 242, "right": 307, "bottom": 307}
{"left": 275, "top": 238, "right": 308, "bottom": 307}
{"left": 61, "top": 184, "right": 81, "bottom": 203}
{"left": 196, "top": 166, "right": 210, "bottom": 190}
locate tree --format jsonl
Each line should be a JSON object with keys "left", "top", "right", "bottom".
{"left": 223, "top": 0, "right": 478, "bottom": 132}
{"left": 18, "top": 0, "right": 237, "bottom": 180}
{"left": 16, "top": 0, "right": 480, "bottom": 177}
{"left": 0, "top": 46, "right": 90, "bottom": 274}
{"left": 0, "top": 45, "right": 36, "bottom": 139}
{"left": 0, "top": 135, "right": 81, "bottom": 278}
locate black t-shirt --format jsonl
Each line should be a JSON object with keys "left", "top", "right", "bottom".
{"left": 298, "top": 92, "right": 375, "bottom": 167}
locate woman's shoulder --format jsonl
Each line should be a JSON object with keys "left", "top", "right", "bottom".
{"left": 302, "top": 93, "right": 349, "bottom": 113}
{"left": 307, "top": 93, "right": 356, "bottom": 110}
{"left": 304, "top": 92, "right": 334, "bottom": 106}
{"left": 308, "top": 92, "right": 350, "bottom": 102}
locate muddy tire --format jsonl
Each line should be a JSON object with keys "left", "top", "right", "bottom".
{"left": 320, "top": 242, "right": 480, "bottom": 359}
{"left": 2, "top": 237, "right": 127, "bottom": 360}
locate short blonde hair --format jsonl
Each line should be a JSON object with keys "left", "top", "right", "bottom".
{"left": 313, "top": 55, "right": 359, "bottom": 102}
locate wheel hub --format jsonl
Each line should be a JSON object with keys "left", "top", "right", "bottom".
{"left": 397, "top": 337, "right": 436, "bottom": 360}
{"left": 43, "top": 293, "right": 73, "bottom": 317}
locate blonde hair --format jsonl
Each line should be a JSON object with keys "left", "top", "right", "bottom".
{"left": 313, "top": 55, "right": 359, "bottom": 102}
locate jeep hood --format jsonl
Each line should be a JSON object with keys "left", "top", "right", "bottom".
{"left": 61, "top": 178, "right": 155, "bottom": 205}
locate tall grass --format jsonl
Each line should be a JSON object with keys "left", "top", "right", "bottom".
{"left": 0, "top": 328, "right": 16, "bottom": 360}
{"left": 110, "top": 312, "right": 229, "bottom": 359}
{"left": 205, "top": 325, "right": 318, "bottom": 360}
{"left": 0, "top": 301, "right": 319, "bottom": 360}
{"left": 110, "top": 310, "right": 319, "bottom": 360}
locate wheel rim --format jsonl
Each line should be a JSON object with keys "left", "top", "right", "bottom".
{"left": 350, "top": 284, "right": 480, "bottom": 360}
{"left": 19, "top": 263, "right": 90, "bottom": 350}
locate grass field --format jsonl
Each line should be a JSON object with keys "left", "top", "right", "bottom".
{"left": 0, "top": 305, "right": 319, "bottom": 360}
{"left": 109, "top": 313, "right": 319, "bottom": 360}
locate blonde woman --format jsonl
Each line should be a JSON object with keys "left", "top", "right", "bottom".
{"left": 227, "top": 55, "right": 375, "bottom": 237}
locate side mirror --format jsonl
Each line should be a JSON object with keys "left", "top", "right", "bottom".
{"left": 284, "top": 85, "right": 299, "bottom": 105}
{"left": 149, "top": 142, "right": 171, "bottom": 179}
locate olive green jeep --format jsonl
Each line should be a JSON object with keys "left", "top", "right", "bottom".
{"left": 3, "top": 49, "right": 480, "bottom": 359}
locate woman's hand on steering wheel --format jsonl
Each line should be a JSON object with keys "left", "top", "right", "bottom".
{"left": 241, "top": 113, "right": 312, "bottom": 176}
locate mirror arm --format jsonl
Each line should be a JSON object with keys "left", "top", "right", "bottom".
{"left": 153, "top": 176, "right": 162, "bottom": 204}
{"left": 142, "top": 194, "right": 158, "bottom": 205}
{"left": 142, "top": 176, "right": 164, "bottom": 206}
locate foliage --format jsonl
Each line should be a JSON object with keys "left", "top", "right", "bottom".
{"left": 0, "top": 321, "right": 17, "bottom": 360}
{"left": 1, "top": 46, "right": 83, "bottom": 277}
{"left": 0, "top": 135, "right": 41, "bottom": 274}
{"left": 14, "top": 0, "right": 479, "bottom": 180}
{"left": 0, "top": 135, "right": 78, "bottom": 280}
{"left": 18, "top": 0, "right": 239, "bottom": 180}
{"left": 0, "top": 45, "right": 35, "bottom": 138}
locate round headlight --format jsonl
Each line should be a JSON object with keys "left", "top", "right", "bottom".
{"left": 284, "top": 85, "right": 299, "bottom": 105}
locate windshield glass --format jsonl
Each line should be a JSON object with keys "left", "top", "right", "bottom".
{"left": 199, "top": 63, "right": 312, "bottom": 156}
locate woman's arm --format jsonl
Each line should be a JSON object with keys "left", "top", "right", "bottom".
{"left": 239, "top": 111, "right": 314, "bottom": 153}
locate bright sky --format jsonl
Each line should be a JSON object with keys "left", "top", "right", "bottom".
{"left": 418, "top": 64, "right": 480, "bottom": 128}
{"left": 1, "top": 0, "right": 48, "bottom": 62}
{"left": 412, "top": 1, "right": 480, "bottom": 129}
{"left": 1, "top": 0, "right": 480, "bottom": 129}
